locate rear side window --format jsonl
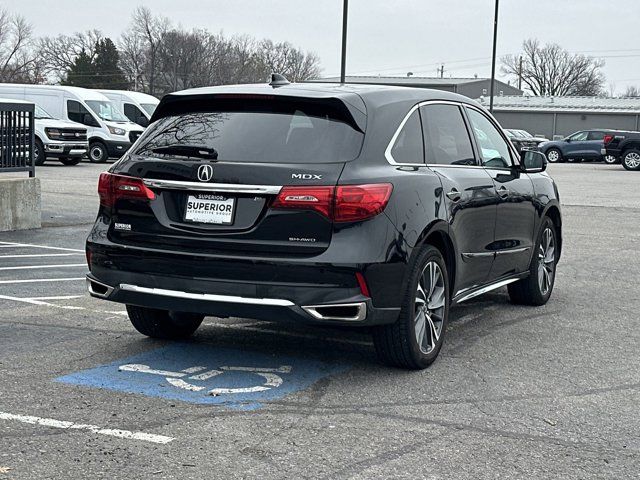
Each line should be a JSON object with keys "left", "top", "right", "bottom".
{"left": 389, "top": 109, "right": 424, "bottom": 164}
{"left": 587, "top": 131, "right": 605, "bottom": 140}
{"left": 420, "top": 104, "right": 475, "bottom": 165}
{"left": 133, "top": 99, "right": 364, "bottom": 164}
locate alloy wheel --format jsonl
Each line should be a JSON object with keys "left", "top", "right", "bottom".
{"left": 604, "top": 155, "right": 617, "bottom": 164}
{"left": 537, "top": 227, "right": 555, "bottom": 295}
{"left": 624, "top": 152, "right": 640, "bottom": 169}
{"left": 414, "top": 261, "right": 446, "bottom": 354}
{"left": 547, "top": 150, "right": 560, "bottom": 163}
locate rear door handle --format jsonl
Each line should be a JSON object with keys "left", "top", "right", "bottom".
{"left": 446, "top": 188, "right": 462, "bottom": 202}
{"left": 497, "top": 186, "right": 509, "bottom": 199}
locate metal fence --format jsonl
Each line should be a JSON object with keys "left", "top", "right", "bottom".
{"left": 0, "top": 100, "right": 35, "bottom": 177}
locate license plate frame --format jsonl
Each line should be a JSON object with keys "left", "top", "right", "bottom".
{"left": 184, "top": 194, "right": 236, "bottom": 225}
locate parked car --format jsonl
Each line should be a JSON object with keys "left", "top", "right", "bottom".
{"left": 602, "top": 130, "right": 640, "bottom": 171}
{"left": 505, "top": 129, "right": 539, "bottom": 153}
{"left": 539, "top": 129, "right": 620, "bottom": 164}
{"left": 97, "top": 90, "right": 159, "bottom": 128}
{"left": 86, "top": 79, "right": 562, "bottom": 370}
{"left": 507, "top": 129, "right": 548, "bottom": 144}
{"left": 0, "top": 84, "right": 144, "bottom": 163}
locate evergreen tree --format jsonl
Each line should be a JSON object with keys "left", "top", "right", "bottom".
{"left": 93, "top": 38, "right": 128, "bottom": 89}
{"left": 61, "top": 49, "right": 95, "bottom": 87}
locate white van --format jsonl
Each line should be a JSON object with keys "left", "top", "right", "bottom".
{"left": 0, "top": 84, "right": 144, "bottom": 163}
{"left": 0, "top": 88, "right": 88, "bottom": 166}
{"left": 97, "top": 90, "right": 159, "bottom": 128}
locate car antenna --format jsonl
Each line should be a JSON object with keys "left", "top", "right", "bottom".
{"left": 269, "top": 73, "right": 290, "bottom": 88}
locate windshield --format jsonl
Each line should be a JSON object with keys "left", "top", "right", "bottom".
{"left": 133, "top": 108, "right": 364, "bottom": 164}
{"left": 34, "top": 105, "right": 54, "bottom": 119}
{"left": 140, "top": 103, "right": 157, "bottom": 116}
{"left": 86, "top": 100, "right": 129, "bottom": 122}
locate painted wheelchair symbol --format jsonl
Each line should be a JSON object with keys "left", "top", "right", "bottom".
{"left": 118, "top": 363, "right": 292, "bottom": 396}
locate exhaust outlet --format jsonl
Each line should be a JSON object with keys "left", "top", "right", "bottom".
{"left": 302, "top": 302, "right": 367, "bottom": 321}
{"left": 86, "top": 277, "right": 114, "bottom": 298}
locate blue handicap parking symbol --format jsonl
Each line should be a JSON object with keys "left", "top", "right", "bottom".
{"left": 56, "top": 344, "right": 349, "bottom": 410}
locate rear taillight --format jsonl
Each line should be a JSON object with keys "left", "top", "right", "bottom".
{"left": 271, "top": 186, "right": 334, "bottom": 218}
{"left": 334, "top": 184, "right": 393, "bottom": 222}
{"left": 98, "top": 172, "right": 155, "bottom": 208}
{"left": 355, "top": 271, "right": 370, "bottom": 297}
{"left": 603, "top": 135, "right": 614, "bottom": 144}
{"left": 271, "top": 183, "right": 393, "bottom": 222}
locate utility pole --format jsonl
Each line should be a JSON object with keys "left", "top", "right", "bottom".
{"left": 518, "top": 55, "right": 523, "bottom": 91}
{"left": 489, "top": 0, "right": 499, "bottom": 112}
{"left": 438, "top": 64, "right": 445, "bottom": 78}
{"left": 340, "top": 0, "right": 349, "bottom": 84}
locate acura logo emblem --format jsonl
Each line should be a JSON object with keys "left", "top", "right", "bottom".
{"left": 197, "top": 164, "right": 214, "bottom": 182}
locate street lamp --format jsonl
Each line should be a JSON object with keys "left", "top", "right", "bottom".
{"left": 340, "top": 0, "right": 349, "bottom": 83}
{"left": 489, "top": 0, "right": 499, "bottom": 112}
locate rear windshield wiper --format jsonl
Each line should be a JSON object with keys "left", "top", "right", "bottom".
{"left": 148, "top": 145, "right": 219, "bottom": 160}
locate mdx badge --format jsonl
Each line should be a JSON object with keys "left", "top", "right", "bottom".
{"left": 292, "top": 173, "right": 322, "bottom": 180}
{"left": 197, "top": 164, "right": 214, "bottom": 182}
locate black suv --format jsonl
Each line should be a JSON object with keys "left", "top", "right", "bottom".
{"left": 86, "top": 80, "right": 562, "bottom": 370}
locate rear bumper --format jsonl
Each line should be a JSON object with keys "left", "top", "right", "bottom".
{"left": 86, "top": 273, "right": 398, "bottom": 326}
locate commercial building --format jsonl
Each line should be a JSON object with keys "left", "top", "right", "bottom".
{"left": 481, "top": 96, "right": 640, "bottom": 139}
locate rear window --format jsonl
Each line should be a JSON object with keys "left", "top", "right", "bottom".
{"left": 133, "top": 100, "right": 364, "bottom": 164}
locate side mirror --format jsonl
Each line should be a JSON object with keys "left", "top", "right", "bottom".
{"left": 521, "top": 150, "right": 547, "bottom": 173}
{"left": 564, "top": 137, "right": 571, "bottom": 142}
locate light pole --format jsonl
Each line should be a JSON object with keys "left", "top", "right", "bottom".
{"left": 489, "top": 0, "right": 499, "bottom": 112}
{"left": 340, "top": 0, "right": 349, "bottom": 83}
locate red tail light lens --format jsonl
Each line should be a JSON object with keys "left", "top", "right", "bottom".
{"left": 98, "top": 172, "right": 156, "bottom": 208}
{"left": 355, "top": 271, "right": 370, "bottom": 297}
{"left": 334, "top": 184, "right": 393, "bottom": 222}
{"left": 271, "top": 183, "right": 393, "bottom": 222}
{"left": 603, "top": 134, "right": 613, "bottom": 144}
{"left": 271, "top": 186, "right": 334, "bottom": 218}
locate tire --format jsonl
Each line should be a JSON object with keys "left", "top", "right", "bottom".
{"left": 59, "top": 157, "right": 82, "bottom": 166}
{"left": 622, "top": 149, "right": 640, "bottom": 171}
{"left": 34, "top": 138, "right": 46, "bottom": 166}
{"left": 508, "top": 217, "right": 557, "bottom": 306}
{"left": 126, "top": 305, "right": 204, "bottom": 339}
{"left": 88, "top": 141, "right": 109, "bottom": 163}
{"left": 373, "top": 245, "right": 450, "bottom": 370}
{"left": 546, "top": 148, "right": 562, "bottom": 163}
{"left": 603, "top": 154, "right": 618, "bottom": 165}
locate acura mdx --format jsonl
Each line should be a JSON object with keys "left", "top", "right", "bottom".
{"left": 86, "top": 78, "right": 561, "bottom": 370}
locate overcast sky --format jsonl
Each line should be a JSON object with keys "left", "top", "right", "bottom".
{"left": 7, "top": 0, "right": 640, "bottom": 93}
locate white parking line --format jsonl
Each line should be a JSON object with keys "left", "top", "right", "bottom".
{"left": 0, "top": 253, "right": 84, "bottom": 259}
{"left": 0, "top": 241, "right": 84, "bottom": 253}
{"left": 0, "top": 264, "right": 86, "bottom": 271}
{"left": 0, "top": 294, "right": 84, "bottom": 309}
{"left": 0, "top": 277, "right": 85, "bottom": 285}
{"left": 26, "top": 295, "right": 84, "bottom": 301}
{"left": 0, "top": 411, "right": 174, "bottom": 444}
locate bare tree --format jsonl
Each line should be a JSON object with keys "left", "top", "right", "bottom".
{"left": 623, "top": 85, "right": 640, "bottom": 98}
{"left": 257, "top": 40, "right": 321, "bottom": 82}
{"left": 0, "top": 9, "right": 38, "bottom": 82}
{"left": 502, "top": 39, "right": 605, "bottom": 96}
{"left": 125, "top": 6, "right": 170, "bottom": 95}
{"left": 39, "top": 30, "right": 102, "bottom": 81}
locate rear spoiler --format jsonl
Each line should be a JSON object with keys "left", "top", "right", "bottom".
{"left": 150, "top": 93, "right": 367, "bottom": 133}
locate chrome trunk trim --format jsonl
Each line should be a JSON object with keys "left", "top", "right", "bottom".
{"left": 142, "top": 179, "right": 282, "bottom": 195}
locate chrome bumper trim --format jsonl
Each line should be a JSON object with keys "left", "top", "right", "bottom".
{"left": 142, "top": 179, "right": 282, "bottom": 195}
{"left": 302, "top": 302, "right": 367, "bottom": 322}
{"left": 118, "top": 283, "right": 294, "bottom": 307}
{"left": 86, "top": 277, "right": 115, "bottom": 298}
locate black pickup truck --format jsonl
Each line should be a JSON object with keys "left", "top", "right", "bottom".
{"left": 602, "top": 131, "right": 640, "bottom": 170}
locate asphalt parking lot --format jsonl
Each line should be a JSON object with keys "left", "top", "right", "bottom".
{"left": 0, "top": 161, "right": 638, "bottom": 479}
